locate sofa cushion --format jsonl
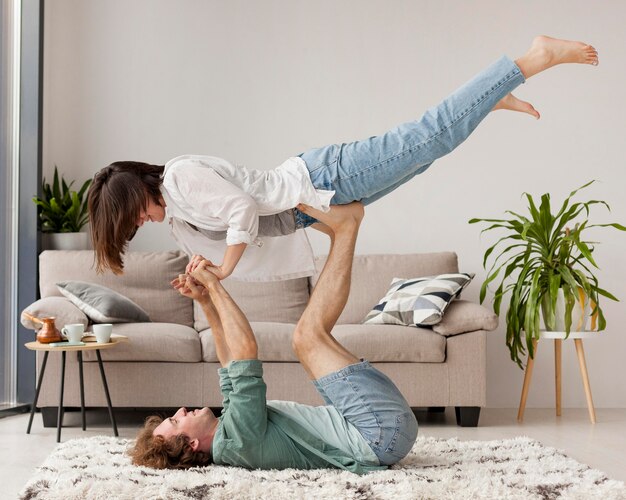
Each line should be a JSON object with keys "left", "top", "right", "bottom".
{"left": 81, "top": 323, "right": 201, "bottom": 362}
{"left": 310, "top": 253, "right": 459, "bottom": 325}
{"left": 194, "top": 278, "right": 310, "bottom": 331}
{"left": 199, "top": 322, "right": 445, "bottom": 363}
{"left": 432, "top": 300, "right": 498, "bottom": 336}
{"left": 39, "top": 250, "right": 193, "bottom": 328}
{"left": 57, "top": 281, "right": 151, "bottom": 323}
{"left": 363, "top": 273, "right": 474, "bottom": 327}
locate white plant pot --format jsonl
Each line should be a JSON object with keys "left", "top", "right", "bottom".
{"left": 542, "top": 287, "right": 590, "bottom": 332}
{"left": 41, "top": 232, "right": 90, "bottom": 251}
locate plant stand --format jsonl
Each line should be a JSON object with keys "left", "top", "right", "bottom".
{"left": 517, "top": 331, "right": 597, "bottom": 424}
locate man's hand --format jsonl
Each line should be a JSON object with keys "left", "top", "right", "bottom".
{"left": 171, "top": 274, "right": 211, "bottom": 303}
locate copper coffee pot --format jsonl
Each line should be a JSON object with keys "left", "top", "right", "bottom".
{"left": 22, "top": 312, "right": 63, "bottom": 343}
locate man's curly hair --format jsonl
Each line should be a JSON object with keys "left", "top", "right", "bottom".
{"left": 128, "top": 415, "right": 212, "bottom": 469}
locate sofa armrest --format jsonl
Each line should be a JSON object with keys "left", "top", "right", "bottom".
{"left": 21, "top": 297, "right": 89, "bottom": 330}
{"left": 432, "top": 300, "right": 498, "bottom": 337}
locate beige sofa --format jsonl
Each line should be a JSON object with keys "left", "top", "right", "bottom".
{"left": 24, "top": 250, "right": 498, "bottom": 427}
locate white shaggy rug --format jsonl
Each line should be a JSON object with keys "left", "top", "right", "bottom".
{"left": 19, "top": 435, "right": 626, "bottom": 500}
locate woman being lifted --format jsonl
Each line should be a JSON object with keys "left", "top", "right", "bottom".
{"left": 88, "top": 36, "right": 598, "bottom": 281}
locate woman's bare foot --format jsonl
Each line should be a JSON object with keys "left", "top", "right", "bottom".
{"left": 493, "top": 93, "right": 540, "bottom": 119}
{"left": 297, "top": 202, "right": 364, "bottom": 233}
{"left": 515, "top": 35, "right": 598, "bottom": 79}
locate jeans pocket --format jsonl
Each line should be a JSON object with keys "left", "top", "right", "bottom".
{"left": 384, "top": 411, "right": 418, "bottom": 461}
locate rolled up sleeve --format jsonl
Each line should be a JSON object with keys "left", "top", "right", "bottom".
{"left": 220, "top": 359, "right": 268, "bottom": 444}
{"left": 218, "top": 367, "right": 232, "bottom": 416}
{"left": 225, "top": 228, "right": 256, "bottom": 246}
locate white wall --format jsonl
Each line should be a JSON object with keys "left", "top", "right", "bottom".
{"left": 43, "top": 0, "right": 626, "bottom": 408}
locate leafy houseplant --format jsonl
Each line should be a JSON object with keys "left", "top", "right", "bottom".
{"left": 469, "top": 181, "right": 626, "bottom": 369}
{"left": 33, "top": 166, "right": 92, "bottom": 233}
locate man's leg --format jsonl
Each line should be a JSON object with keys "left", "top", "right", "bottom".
{"left": 293, "top": 203, "right": 418, "bottom": 466}
{"left": 292, "top": 203, "right": 363, "bottom": 380}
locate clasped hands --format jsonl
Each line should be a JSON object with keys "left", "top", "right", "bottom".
{"left": 171, "top": 255, "right": 219, "bottom": 302}
{"left": 185, "top": 254, "right": 230, "bottom": 280}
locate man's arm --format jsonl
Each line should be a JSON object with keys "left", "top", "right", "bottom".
{"left": 172, "top": 274, "right": 238, "bottom": 414}
{"left": 190, "top": 262, "right": 268, "bottom": 443}
{"left": 171, "top": 275, "right": 232, "bottom": 367}
{"left": 191, "top": 265, "right": 258, "bottom": 361}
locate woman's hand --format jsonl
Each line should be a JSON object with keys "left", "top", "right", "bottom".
{"left": 186, "top": 253, "right": 231, "bottom": 280}
{"left": 185, "top": 254, "right": 215, "bottom": 275}
{"left": 203, "top": 265, "right": 231, "bottom": 281}
{"left": 190, "top": 259, "right": 223, "bottom": 287}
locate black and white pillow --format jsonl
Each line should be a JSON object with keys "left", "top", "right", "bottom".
{"left": 363, "top": 273, "right": 474, "bottom": 327}
{"left": 57, "top": 281, "right": 151, "bottom": 323}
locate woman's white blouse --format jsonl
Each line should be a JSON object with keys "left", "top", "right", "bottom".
{"left": 160, "top": 154, "right": 335, "bottom": 281}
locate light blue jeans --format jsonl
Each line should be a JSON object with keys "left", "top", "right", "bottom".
{"left": 313, "top": 360, "right": 418, "bottom": 466}
{"left": 294, "top": 56, "right": 525, "bottom": 227}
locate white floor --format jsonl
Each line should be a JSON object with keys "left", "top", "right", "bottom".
{"left": 1, "top": 407, "right": 625, "bottom": 499}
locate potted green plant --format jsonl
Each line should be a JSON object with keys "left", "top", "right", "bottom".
{"left": 469, "top": 181, "right": 626, "bottom": 369}
{"left": 33, "top": 166, "right": 92, "bottom": 250}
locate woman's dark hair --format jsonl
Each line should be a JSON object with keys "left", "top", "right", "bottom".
{"left": 128, "top": 415, "right": 213, "bottom": 469}
{"left": 88, "top": 161, "right": 165, "bottom": 274}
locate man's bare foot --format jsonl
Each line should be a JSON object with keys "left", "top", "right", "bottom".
{"left": 310, "top": 222, "right": 335, "bottom": 241}
{"left": 297, "top": 202, "right": 364, "bottom": 233}
{"left": 493, "top": 93, "right": 540, "bottom": 119}
{"left": 515, "top": 35, "right": 598, "bottom": 80}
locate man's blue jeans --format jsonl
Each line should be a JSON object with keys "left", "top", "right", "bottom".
{"left": 313, "top": 360, "right": 418, "bottom": 466}
{"left": 294, "top": 56, "right": 525, "bottom": 227}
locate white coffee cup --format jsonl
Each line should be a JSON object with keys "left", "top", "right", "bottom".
{"left": 93, "top": 323, "right": 113, "bottom": 343}
{"left": 62, "top": 323, "right": 85, "bottom": 343}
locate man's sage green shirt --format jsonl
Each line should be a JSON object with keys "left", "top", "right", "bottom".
{"left": 210, "top": 360, "right": 385, "bottom": 474}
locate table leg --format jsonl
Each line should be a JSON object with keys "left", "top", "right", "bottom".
{"left": 57, "top": 351, "right": 66, "bottom": 443}
{"left": 517, "top": 339, "right": 538, "bottom": 422}
{"left": 574, "top": 339, "right": 596, "bottom": 424}
{"left": 96, "top": 350, "right": 118, "bottom": 436}
{"left": 555, "top": 339, "right": 562, "bottom": 417}
{"left": 27, "top": 351, "right": 49, "bottom": 434}
{"left": 78, "top": 351, "right": 86, "bottom": 431}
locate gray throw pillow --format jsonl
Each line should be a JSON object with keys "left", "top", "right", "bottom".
{"left": 56, "top": 281, "right": 151, "bottom": 323}
{"left": 363, "top": 273, "right": 474, "bottom": 327}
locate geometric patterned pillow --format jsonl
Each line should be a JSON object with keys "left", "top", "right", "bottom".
{"left": 363, "top": 273, "right": 474, "bottom": 327}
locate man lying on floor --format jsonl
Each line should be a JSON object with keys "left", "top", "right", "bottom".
{"left": 129, "top": 202, "right": 418, "bottom": 474}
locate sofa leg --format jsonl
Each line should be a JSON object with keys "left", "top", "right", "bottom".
{"left": 41, "top": 407, "right": 58, "bottom": 428}
{"left": 455, "top": 406, "right": 481, "bottom": 427}
{"left": 427, "top": 407, "right": 446, "bottom": 413}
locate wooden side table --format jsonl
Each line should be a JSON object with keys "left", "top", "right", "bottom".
{"left": 25, "top": 336, "right": 128, "bottom": 442}
{"left": 517, "top": 331, "right": 597, "bottom": 424}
